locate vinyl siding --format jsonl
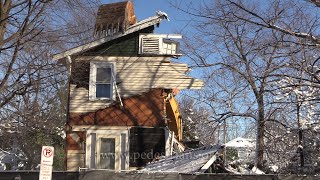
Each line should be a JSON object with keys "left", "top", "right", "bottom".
{"left": 69, "top": 56, "right": 203, "bottom": 113}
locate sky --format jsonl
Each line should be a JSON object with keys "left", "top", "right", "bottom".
{"left": 100, "top": 0, "right": 205, "bottom": 72}
{"left": 102, "top": 0, "right": 195, "bottom": 34}
{"left": 98, "top": 1, "right": 250, "bottom": 139}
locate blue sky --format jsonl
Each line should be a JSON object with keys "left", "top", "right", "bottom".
{"left": 99, "top": 1, "right": 251, "bottom": 139}
{"left": 101, "top": 1, "right": 203, "bottom": 65}
{"left": 102, "top": 0, "right": 193, "bottom": 34}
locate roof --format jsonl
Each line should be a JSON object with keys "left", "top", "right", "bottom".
{"left": 225, "top": 137, "right": 255, "bottom": 148}
{"left": 141, "top": 145, "right": 222, "bottom": 173}
{"left": 52, "top": 14, "right": 168, "bottom": 61}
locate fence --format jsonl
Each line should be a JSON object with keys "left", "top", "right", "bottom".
{"left": 0, "top": 170, "right": 318, "bottom": 180}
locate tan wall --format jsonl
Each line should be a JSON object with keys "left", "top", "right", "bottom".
{"left": 69, "top": 56, "right": 203, "bottom": 113}
{"left": 67, "top": 150, "right": 85, "bottom": 171}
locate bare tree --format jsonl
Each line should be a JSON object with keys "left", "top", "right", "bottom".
{"left": 169, "top": 0, "right": 314, "bottom": 169}
{"left": 0, "top": 0, "right": 99, "bottom": 109}
{"left": 213, "top": 0, "right": 320, "bottom": 85}
{"left": 0, "top": 0, "right": 99, "bottom": 170}
{"left": 179, "top": 95, "right": 218, "bottom": 145}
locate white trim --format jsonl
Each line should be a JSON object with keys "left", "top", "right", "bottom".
{"left": 85, "top": 129, "right": 129, "bottom": 170}
{"left": 72, "top": 126, "right": 130, "bottom": 131}
{"left": 139, "top": 33, "right": 182, "bottom": 39}
{"left": 89, "top": 61, "right": 116, "bottom": 101}
{"left": 159, "top": 37, "right": 163, "bottom": 54}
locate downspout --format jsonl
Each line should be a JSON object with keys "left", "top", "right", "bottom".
{"left": 65, "top": 55, "right": 72, "bottom": 171}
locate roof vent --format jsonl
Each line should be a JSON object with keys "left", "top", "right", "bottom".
{"left": 94, "top": 1, "right": 137, "bottom": 37}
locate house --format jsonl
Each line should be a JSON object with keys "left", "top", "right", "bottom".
{"left": 53, "top": 1, "right": 203, "bottom": 171}
{"left": 225, "top": 137, "right": 255, "bottom": 163}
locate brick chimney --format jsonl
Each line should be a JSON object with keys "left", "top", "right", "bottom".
{"left": 94, "top": 1, "right": 137, "bottom": 37}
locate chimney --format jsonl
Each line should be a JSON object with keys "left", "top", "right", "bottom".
{"left": 94, "top": 1, "right": 137, "bottom": 37}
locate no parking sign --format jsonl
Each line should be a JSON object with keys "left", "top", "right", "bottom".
{"left": 39, "top": 146, "right": 54, "bottom": 180}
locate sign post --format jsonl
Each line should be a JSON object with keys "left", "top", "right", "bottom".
{"left": 39, "top": 146, "right": 54, "bottom": 180}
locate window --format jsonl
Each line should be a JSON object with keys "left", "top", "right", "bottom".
{"left": 98, "top": 138, "right": 115, "bottom": 169}
{"left": 89, "top": 62, "right": 116, "bottom": 100}
{"left": 96, "top": 67, "right": 112, "bottom": 98}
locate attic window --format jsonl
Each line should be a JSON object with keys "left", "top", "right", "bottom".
{"left": 89, "top": 62, "right": 116, "bottom": 100}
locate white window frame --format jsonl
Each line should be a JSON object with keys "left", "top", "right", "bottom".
{"left": 89, "top": 61, "right": 116, "bottom": 100}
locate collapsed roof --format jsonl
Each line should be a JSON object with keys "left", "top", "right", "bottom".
{"left": 141, "top": 145, "right": 223, "bottom": 173}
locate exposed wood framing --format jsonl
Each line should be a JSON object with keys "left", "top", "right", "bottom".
{"left": 199, "top": 155, "right": 217, "bottom": 173}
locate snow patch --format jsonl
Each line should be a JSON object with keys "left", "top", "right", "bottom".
{"left": 225, "top": 137, "right": 255, "bottom": 148}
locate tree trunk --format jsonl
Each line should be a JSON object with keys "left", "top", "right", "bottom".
{"left": 298, "top": 129, "right": 304, "bottom": 167}
{"left": 256, "top": 95, "right": 265, "bottom": 169}
{"left": 297, "top": 104, "right": 304, "bottom": 167}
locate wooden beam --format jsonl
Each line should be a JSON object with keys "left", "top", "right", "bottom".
{"left": 71, "top": 125, "right": 130, "bottom": 131}
{"left": 199, "top": 155, "right": 217, "bottom": 173}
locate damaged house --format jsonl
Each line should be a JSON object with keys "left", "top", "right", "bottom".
{"left": 53, "top": 1, "right": 203, "bottom": 171}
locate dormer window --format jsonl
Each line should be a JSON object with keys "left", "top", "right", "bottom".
{"left": 139, "top": 34, "right": 182, "bottom": 56}
{"left": 89, "top": 62, "right": 116, "bottom": 100}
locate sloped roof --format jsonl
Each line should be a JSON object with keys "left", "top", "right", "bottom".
{"left": 52, "top": 14, "right": 167, "bottom": 61}
{"left": 141, "top": 145, "right": 222, "bottom": 173}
